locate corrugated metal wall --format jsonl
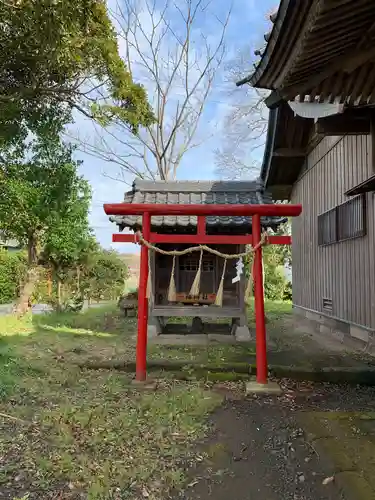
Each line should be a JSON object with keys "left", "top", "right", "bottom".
{"left": 291, "top": 135, "right": 375, "bottom": 329}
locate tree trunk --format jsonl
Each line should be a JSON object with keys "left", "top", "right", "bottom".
{"left": 14, "top": 235, "right": 40, "bottom": 316}
{"left": 47, "top": 268, "right": 52, "bottom": 297}
{"left": 15, "top": 267, "right": 40, "bottom": 316}
{"left": 57, "top": 278, "right": 62, "bottom": 307}
{"left": 76, "top": 266, "right": 81, "bottom": 292}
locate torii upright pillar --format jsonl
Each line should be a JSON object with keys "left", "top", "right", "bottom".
{"left": 252, "top": 213, "right": 267, "bottom": 384}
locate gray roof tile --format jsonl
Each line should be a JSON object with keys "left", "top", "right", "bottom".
{"left": 110, "top": 179, "right": 285, "bottom": 231}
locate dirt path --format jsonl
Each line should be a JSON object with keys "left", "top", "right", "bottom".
{"left": 174, "top": 382, "right": 375, "bottom": 500}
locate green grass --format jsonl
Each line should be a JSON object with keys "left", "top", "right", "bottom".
{"left": 0, "top": 305, "right": 223, "bottom": 500}
{"left": 250, "top": 298, "right": 292, "bottom": 323}
{"left": 0, "top": 300, "right": 293, "bottom": 500}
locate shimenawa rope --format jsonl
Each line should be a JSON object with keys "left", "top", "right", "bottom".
{"left": 136, "top": 231, "right": 269, "bottom": 259}
{"left": 137, "top": 230, "right": 269, "bottom": 306}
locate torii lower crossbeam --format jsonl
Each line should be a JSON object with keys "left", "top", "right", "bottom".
{"left": 104, "top": 203, "right": 302, "bottom": 385}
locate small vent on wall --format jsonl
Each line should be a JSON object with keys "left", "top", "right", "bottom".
{"left": 322, "top": 297, "right": 333, "bottom": 312}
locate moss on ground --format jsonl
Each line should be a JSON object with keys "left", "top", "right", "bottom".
{"left": 300, "top": 411, "right": 375, "bottom": 497}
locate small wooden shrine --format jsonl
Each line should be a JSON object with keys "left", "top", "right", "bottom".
{"left": 110, "top": 179, "right": 286, "bottom": 340}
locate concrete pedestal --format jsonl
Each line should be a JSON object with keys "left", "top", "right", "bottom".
{"left": 234, "top": 325, "right": 252, "bottom": 341}
{"left": 147, "top": 316, "right": 162, "bottom": 338}
{"left": 245, "top": 380, "right": 282, "bottom": 395}
{"left": 131, "top": 379, "right": 158, "bottom": 391}
{"left": 231, "top": 317, "right": 252, "bottom": 341}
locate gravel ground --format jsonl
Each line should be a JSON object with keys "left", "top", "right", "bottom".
{"left": 174, "top": 380, "right": 375, "bottom": 500}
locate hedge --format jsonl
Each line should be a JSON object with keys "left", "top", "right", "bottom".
{"left": 0, "top": 248, "right": 129, "bottom": 305}
{"left": 0, "top": 249, "right": 28, "bottom": 304}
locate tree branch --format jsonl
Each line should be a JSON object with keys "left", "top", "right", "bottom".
{"left": 75, "top": 0, "right": 232, "bottom": 182}
{"left": 214, "top": 48, "right": 270, "bottom": 180}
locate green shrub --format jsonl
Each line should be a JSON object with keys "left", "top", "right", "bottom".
{"left": 0, "top": 249, "right": 27, "bottom": 304}
{"left": 80, "top": 249, "right": 129, "bottom": 301}
{"left": 0, "top": 249, "right": 51, "bottom": 304}
{"left": 283, "top": 281, "right": 292, "bottom": 301}
{"left": 264, "top": 265, "right": 287, "bottom": 301}
{"left": 32, "top": 267, "right": 50, "bottom": 304}
{"left": 0, "top": 247, "right": 129, "bottom": 306}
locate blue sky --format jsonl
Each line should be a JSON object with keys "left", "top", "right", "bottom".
{"left": 72, "top": 0, "right": 277, "bottom": 252}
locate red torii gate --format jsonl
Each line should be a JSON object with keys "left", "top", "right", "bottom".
{"left": 104, "top": 202, "right": 302, "bottom": 385}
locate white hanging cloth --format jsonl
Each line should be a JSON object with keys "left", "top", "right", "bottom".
{"left": 288, "top": 101, "right": 344, "bottom": 121}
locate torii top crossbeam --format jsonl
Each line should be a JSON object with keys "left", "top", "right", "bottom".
{"left": 104, "top": 203, "right": 301, "bottom": 217}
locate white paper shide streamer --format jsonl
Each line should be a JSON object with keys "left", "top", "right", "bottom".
{"left": 232, "top": 257, "right": 244, "bottom": 284}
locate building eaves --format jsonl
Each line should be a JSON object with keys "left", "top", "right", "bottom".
{"left": 239, "top": 0, "right": 375, "bottom": 106}
{"left": 259, "top": 107, "right": 279, "bottom": 186}
{"left": 258, "top": 101, "right": 314, "bottom": 200}
{"left": 236, "top": 0, "right": 295, "bottom": 88}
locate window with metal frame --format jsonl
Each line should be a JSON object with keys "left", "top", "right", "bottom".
{"left": 179, "top": 256, "right": 215, "bottom": 272}
{"left": 318, "top": 207, "right": 337, "bottom": 245}
{"left": 318, "top": 194, "right": 366, "bottom": 246}
{"left": 337, "top": 195, "right": 366, "bottom": 241}
{"left": 179, "top": 258, "right": 198, "bottom": 271}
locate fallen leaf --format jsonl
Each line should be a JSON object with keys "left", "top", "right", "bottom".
{"left": 322, "top": 476, "right": 334, "bottom": 485}
{"left": 142, "top": 487, "right": 150, "bottom": 497}
{"left": 187, "top": 479, "right": 199, "bottom": 488}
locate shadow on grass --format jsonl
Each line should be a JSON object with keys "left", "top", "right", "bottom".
{"left": 0, "top": 335, "right": 46, "bottom": 401}
{"left": 32, "top": 302, "right": 136, "bottom": 336}
{"left": 0, "top": 304, "right": 138, "bottom": 400}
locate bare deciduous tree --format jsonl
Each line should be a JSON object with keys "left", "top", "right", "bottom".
{"left": 76, "top": 0, "right": 232, "bottom": 182}
{"left": 214, "top": 49, "right": 269, "bottom": 180}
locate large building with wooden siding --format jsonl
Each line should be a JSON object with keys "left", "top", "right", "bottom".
{"left": 238, "top": 0, "right": 375, "bottom": 345}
